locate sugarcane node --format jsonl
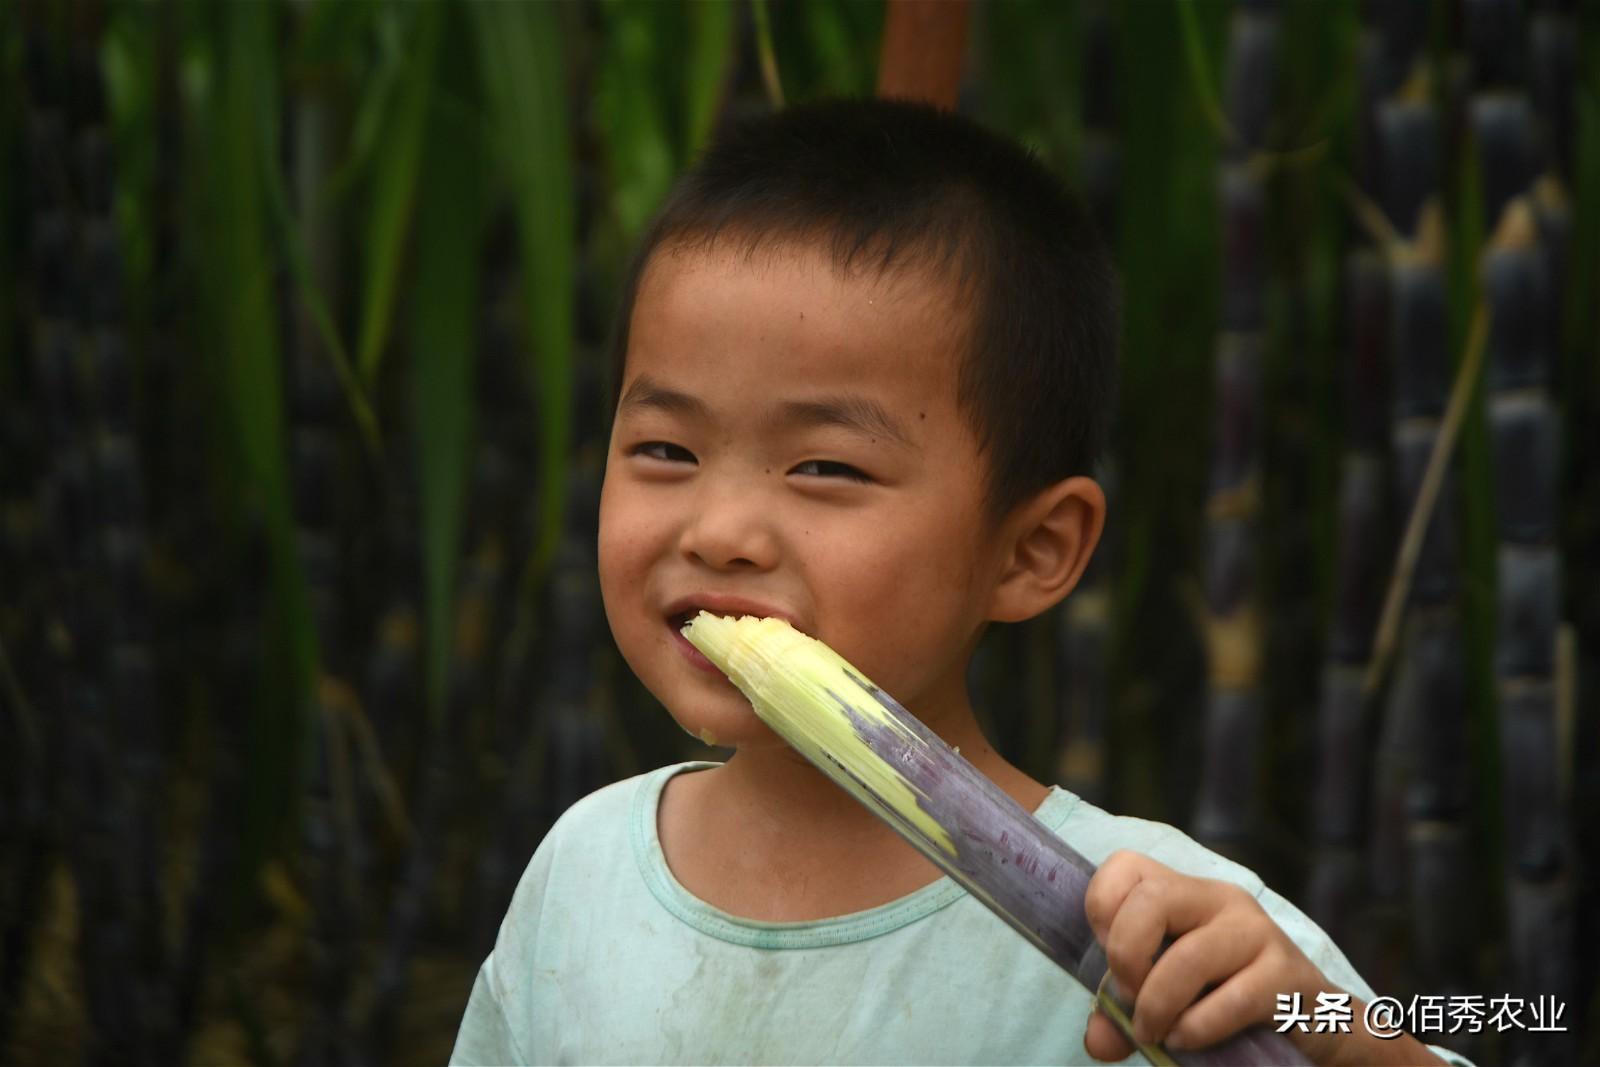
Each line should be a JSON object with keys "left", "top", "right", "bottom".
{"left": 1391, "top": 200, "right": 1447, "bottom": 269}
{"left": 1057, "top": 741, "right": 1106, "bottom": 789}
{"left": 1204, "top": 477, "right": 1260, "bottom": 522}
{"left": 1533, "top": 172, "right": 1569, "bottom": 214}
{"left": 1066, "top": 587, "right": 1112, "bottom": 625}
{"left": 1486, "top": 196, "right": 1540, "bottom": 251}
{"left": 1203, "top": 604, "right": 1264, "bottom": 691}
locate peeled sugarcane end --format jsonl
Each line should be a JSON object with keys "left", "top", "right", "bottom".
{"left": 682, "top": 611, "right": 814, "bottom": 691}
{"left": 683, "top": 612, "right": 957, "bottom": 860}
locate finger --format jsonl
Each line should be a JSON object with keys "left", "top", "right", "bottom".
{"left": 1083, "top": 850, "right": 1162, "bottom": 945}
{"left": 1102, "top": 873, "right": 1242, "bottom": 998}
{"left": 1086, "top": 852, "right": 1243, "bottom": 949}
{"left": 1083, "top": 1008, "right": 1135, "bottom": 1063}
{"left": 1129, "top": 912, "right": 1270, "bottom": 1045}
{"left": 1164, "top": 951, "right": 1293, "bottom": 1052}
{"left": 1102, "top": 877, "right": 1172, "bottom": 995}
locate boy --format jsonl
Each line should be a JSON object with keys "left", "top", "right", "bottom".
{"left": 452, "top": 99, "right": 1462, "bottom": 1065}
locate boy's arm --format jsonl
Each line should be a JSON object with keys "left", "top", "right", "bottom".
{"left": 1081, "top": 850, "right": 1454, "bottom": 1066}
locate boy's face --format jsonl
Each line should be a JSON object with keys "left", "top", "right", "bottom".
{"left": 599, "top": 239, "right": 1009, "bottom": 751}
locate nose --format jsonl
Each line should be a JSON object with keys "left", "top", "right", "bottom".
{"left": 679, "top": 476, "right": 779, "bottom": 572}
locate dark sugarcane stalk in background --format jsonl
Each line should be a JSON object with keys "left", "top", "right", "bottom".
{"left": 83, "top": 92, "right": 179, "bottom": 1066}
{"left": 367, "top": 420, "right": 506, "bottom": 1059}
{"left": 1468, "top": 0, "right": 1580, "bottom": 1057}
{"left": 686, "top": 614, "right": 1311, "bottom": 1067}
{"left": 2, "top": 31, "right": 68, "bottom": 1054}
{"left": 539, "top": 460, "right": 611, "bottom": 820}
{"left": 1191, "top": 2, "right": 1278, "bottom": 862}
{"left": 466, "top": 226, "right": 556, "bottom": 954}
{"left": 1306, "top": 249, "right": 1389, "bottom": 955}
{"left": 1354, "top": 2, "right": 1433, "bottom": 1001}
{"left": 28, "top": 44, "right": 110, "bottom": 1059}
{"left": 22, "top": 24, "right": 181, "bottom": 1060}
{"left": 1054, "top": 0, "right": 1117, "bottom": 809}
{"left": 1370, "top": 41, "right": 1479, "bottom": 1038}
{"left": 286, "top": 58, "right": 366, "bottom": 1066}
{"left": 354, "top": 454, "right": 424, "bottom": 1058}
{"left": 1306, "top": 3, "right": 1404, "bottom": 964}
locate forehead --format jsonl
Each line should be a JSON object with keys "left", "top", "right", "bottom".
{"left": 625, "top": 238, "right": 973, "bottom": 410}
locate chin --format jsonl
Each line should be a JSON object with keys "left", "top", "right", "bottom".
{"left": 664, "top": 695, "right": 782, "bottom": 751}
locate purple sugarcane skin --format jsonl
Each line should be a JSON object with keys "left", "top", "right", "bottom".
{"left": 820, "top": 670, "right": 1310, "bottom": 1067}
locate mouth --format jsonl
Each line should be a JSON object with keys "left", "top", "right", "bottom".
{"left": 667, "top": 607, "right": 704, "bottom": 630}
{"left": 662, "top": 595, "right": 805, "bottom": 674}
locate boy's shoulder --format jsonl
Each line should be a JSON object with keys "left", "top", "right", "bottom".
{"left": 1053, "top": 791, "right": 1266, "bottom": 895}
{"left": 508, "top": 761, "right": 710, "bottom": 889}
{"left": 1054, "top": 790, "right": 1376, "bottom": 1003}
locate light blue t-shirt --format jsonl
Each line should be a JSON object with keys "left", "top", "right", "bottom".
{"left": 451, "top": 762, "right": 1460, "bottom": 1065}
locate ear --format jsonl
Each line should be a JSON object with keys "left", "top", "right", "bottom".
{"left": 986, "top": 476, "right": 1106, "bottom": 624}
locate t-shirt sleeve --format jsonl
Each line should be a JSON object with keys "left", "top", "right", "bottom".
{"left": 450, "top": 951, "right": 527, "bottom": 1066}
{"left": 1060, "top": 804, "right": 1476, "bottom": 1067}
{"left": 1255, "top": 879, "right": 1475, "bottom": 1066}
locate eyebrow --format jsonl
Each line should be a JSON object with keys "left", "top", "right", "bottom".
{"left": 774, "top": 396, "right": 912, "bottom": 448}
{"left": 617, "top": 374, "right": 912, "bottom": 448}
{"left": 618, "top": 375, "right": 709, "bottom": 419}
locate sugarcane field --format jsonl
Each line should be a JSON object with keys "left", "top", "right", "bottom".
{"left": 3, "top": 0, "right": 1598, "bottom": 1064}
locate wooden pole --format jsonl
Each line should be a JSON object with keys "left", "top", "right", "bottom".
{"left": 875, "top": 0, "right": 970, "bottom": 110}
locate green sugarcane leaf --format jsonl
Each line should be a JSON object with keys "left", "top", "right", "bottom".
{"left": 803, "top": 0, "right": 880, "bottom": 99}
{"left": 412, "top": 11, "right": 483, "bottom": 727}
{"left": 323, "top": 5, "right": 406, "bottom": 204}
{"left": 683, "top": 0, "right": 736, "bottom": 159}
{"left": 253, "top": 71, "right": 384, "bottom": 461}
{"left": 101, "top": 8, "right": 157, "bottom": 306}
{"left": 1108, "top": 0, "right": 1225, "bottom": 820}
{"left": 357, "top": 0, "right": 441, "bottom": 384}
{"left": 199, "top": 0, "right": 316, "bottom": 858}
{"left": 594, "top": 0, "right": 678, "bottom": 241}
{"left": 471, "top": 1, "right": 575, "bottom": 581}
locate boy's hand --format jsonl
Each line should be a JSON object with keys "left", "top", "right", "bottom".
{"left": 1081, "top": 851, "right": 1446, "bottom": 1065}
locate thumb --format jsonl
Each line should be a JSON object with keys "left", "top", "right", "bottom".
{"left": 1085, "top": 1008, "right": 1136, "bottom": 1063}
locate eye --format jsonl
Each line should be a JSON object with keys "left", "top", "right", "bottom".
{"left": 790, "top": 459, "right": 872, "bottom": 484}
{"left": 631, "top": 441, "right": 697, "bottom": 464}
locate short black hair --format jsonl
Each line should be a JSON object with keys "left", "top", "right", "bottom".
{"left": 608, "top": 97, "right": 1118, "bottom": 522}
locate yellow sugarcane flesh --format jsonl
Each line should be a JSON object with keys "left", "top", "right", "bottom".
{"left": 681, "top": 613, "right": 957, "bottom": 859}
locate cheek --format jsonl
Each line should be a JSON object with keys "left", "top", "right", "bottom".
{"left": 808, "top": 510, "right": 976, "bottom": 655}
{"left": 597, "top": 484, "right": 655, "bottom": 605}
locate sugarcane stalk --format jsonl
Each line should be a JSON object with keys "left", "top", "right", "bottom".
{"left": 3, "top": 29, "right": 70, "bottom": 1051}
{"left": 1192, "top": 2, "right": 1279, "bottom": 862}
{"left": 1354, "top": 18, "right": 1485, "bottom": 1038}
{"left": 277, "top": 32, "right": 369, "bottom": 1059}
{"left": 686, "top": 614, "right": 1310, "bottom": 1067}
{"left": 364, "top": 486, "right": 512, "bottom": 1058}
{"left": 1305, "top": 0, "right": 1402, "bottom": 954}
{"left": 1305, "top": 241, "right": 1395, "bottom": 940}
{"left": 1053, "top": 0, "right": 1117, "bottom": 808}
{"left": 1469, "top": 0, "right": 1578, "bottom": 1051}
